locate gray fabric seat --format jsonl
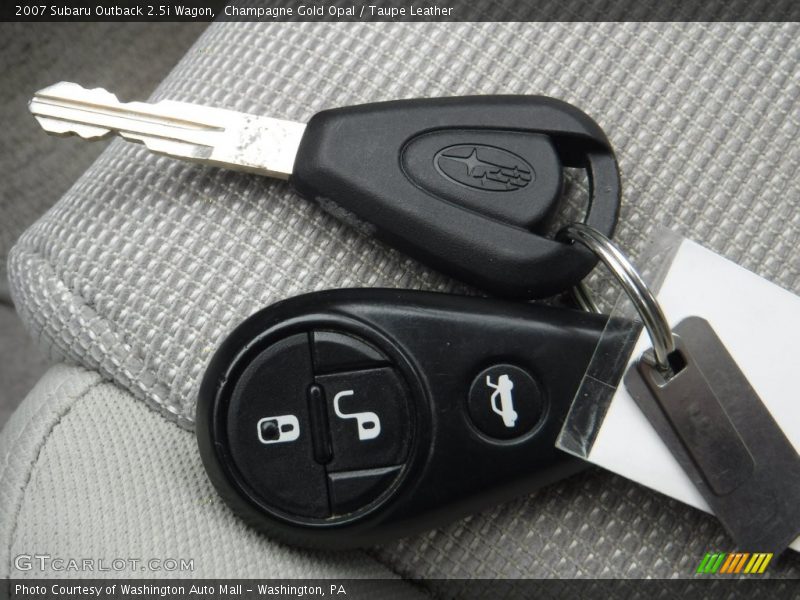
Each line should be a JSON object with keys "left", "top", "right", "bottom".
{"left": 3, "top": 22, "right": 800, "bottom": 581}
{"left": 0, "top": 23, "right": 206, "bottom": 426}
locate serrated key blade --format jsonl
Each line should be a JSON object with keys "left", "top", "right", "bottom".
{"left": 29, "top": 82, "right": 305, "bottom": 179}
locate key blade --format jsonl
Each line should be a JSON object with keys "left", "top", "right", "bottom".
{"left": 29, "top": 82, "right": 305, "bottom": 179}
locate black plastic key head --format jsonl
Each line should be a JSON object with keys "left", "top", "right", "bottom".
{"left": 292, "top": 96, "right": 620, "bottom": 298}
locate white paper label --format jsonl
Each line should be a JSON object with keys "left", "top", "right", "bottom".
{"left": 585, "top": 239, "right": 800, "bottom": 552}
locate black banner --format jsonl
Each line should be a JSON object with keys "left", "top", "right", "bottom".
{"left": 3, "top": 579, "right": 800, "bottom": 600}
{"left": 3, "top": 0, "right": 800, "bottom": 22}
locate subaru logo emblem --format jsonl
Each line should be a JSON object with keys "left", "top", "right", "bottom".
{"left": 434, "top": 144, "right": 534, "bottom": 191}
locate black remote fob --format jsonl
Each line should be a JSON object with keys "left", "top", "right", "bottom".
{"left": 197, "top": 290, "right": 608, "bottom": 549}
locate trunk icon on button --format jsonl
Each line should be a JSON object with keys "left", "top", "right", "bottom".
{"left": 468, "top": 364, "right": 543, "bottom": 440}
{"left": 486, "top": 374, "right": 518, "bottom": 428}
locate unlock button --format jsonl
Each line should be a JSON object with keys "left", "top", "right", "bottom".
{"left": 317, "top": 367, "right": 410, "bottom": 472}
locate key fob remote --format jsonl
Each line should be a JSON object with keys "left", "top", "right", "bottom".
{"left": 196, "top": 289, "right": 606, "bottom": 548}
{"left": 197, "top": 290, "right": 608, "bottom": 549}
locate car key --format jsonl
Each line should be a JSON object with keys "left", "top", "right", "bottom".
{"left": 196, "top": 288, "right": 610, "bottom": 549}
{"left": 30, "top": 82, "right": 620, "bottom": 298}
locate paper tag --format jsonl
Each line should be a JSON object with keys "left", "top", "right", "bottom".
{"left": 557, "top": 234, "right": 800, "bottom": 552}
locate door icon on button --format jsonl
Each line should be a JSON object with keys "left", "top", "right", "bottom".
{"left": 333, "top": 390, "right": 381, "bottom": 441}
{"left": 257, "top": 415, "right": 300, "bottom": 444}
{"left": 486, "top": 374, "right": 518, "bottom": 428}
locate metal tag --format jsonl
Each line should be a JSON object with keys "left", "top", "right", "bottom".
{"left": 625, "top": 316, "right": 800, "bottom": 552}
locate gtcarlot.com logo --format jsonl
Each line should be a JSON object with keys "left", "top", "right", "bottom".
{"left": 14, "top": 554, "right": 194, "bottom": 573}
{"left": 696, "top": 552, "right": 773, "bottom": 575}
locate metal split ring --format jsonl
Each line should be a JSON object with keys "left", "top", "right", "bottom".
{"left": 557, "top": 223, "right": 676, "bottom": 371}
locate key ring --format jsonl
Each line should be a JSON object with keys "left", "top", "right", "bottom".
{"left": 557, "top": 223, "right": 676, "bottom": 372}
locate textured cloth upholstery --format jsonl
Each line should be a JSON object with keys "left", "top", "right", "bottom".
{"left": 0, "top": 305, "right": 50, "bottom": 426}
{"left": 0, "top": 22, "right": 205, "bottom": 301}
{"left": 7, "top": 22, "right": 800, "bottom": 578}
{"left": 0, "top": 23, "right": 205, "bottom": 424}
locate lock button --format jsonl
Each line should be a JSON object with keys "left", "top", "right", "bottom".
{"left": 225, "top": 334, "right": 330, "bottom": 518}
{"left": 317, "top": 367, "right": 411, "bottom": 472}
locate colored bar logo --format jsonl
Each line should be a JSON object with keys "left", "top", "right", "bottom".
{"left": 696, "top": 552, "right": 773, "bottom": 574}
